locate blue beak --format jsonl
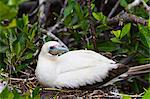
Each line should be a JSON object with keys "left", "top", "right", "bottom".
{"left": 55, "top": 47, "right": 69, "bottom": 52}
{"left": 49, "top": 46, "right": 69, "bottom": 53}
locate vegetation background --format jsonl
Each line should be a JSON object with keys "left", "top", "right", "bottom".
{"left": 0, "top": 0, "right": 150, "bottom": 98}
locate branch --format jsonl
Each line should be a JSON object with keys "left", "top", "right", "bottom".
{"left": 108, "top": 11, "right": 148, "bottom": 25}
{"left": 128, "top": 64, "right": 150, "bottom": 75}
{"left": 108, "top": 0, "right": 120, "bottom": 18}
{"left": 87, "top": 0, "right": 97, "bottom": 51}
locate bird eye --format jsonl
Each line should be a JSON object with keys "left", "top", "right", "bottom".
{"left": 49, "top": 46, "right": 55, "bottom": 49}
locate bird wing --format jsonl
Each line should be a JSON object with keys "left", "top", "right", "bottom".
{"left": 54, "top": 50, "right": 118, "bottom": 88}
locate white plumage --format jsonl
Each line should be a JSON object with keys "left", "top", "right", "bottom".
{"left": 35, "top": 41, "right": 118, "bottom": 88}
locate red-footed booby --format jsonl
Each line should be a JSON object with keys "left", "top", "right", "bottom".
{"left": 35, "top": 41, "right": 120, "bottom": 88}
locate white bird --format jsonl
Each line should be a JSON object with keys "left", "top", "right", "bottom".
{"left": 35, "top": 41, "right": 120, "bottom": 88}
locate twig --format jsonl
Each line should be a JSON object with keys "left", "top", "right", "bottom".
{"left": 87, "top": 0, "right": 97, "bottom": 51}
{"left": 39, "top": 0, "right": 47, "bottom": 26}
{"left": 127, "top": 0, "right": 150, "bottom": 15}
{"left": 108, "top": 11, "right": 148, "bottom": 25}
{"left": 128, "top": 70, "right": 150, "bottom": 75}
{"left": 19, "top": 71, "right": 30, "bottom": 76}
{"left": 128, "top": 64, "right": 150, "bottom": 72}
{"left": 43, "top": 88, "right": 68, "bottom": 93}
{"left": 9, "top": 77, "right": 35, "bottom": 81}
{"left": 28, "top": 1, "right": 43, "bottom": 17}
{"left": 108, "top": 0, "right": 120, "bottom": 18}
{"left": 59, "top": 0, "right": 68, "bottom": 18}
{"left": 141, "top": 0, "right": 149, "bottom": 10}
{"left": 110, "top": 92, "right": 142, "bottom": 98}
{"left": 127, "top": 0, "right": 141, "bottom": 9}
{"left": 47, "top": 18, "right": 65, "bottom": 34}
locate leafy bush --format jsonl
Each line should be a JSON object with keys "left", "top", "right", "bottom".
{"left": 0, "top": 15, "right": 37, "bottom": 72}
{"left": 63, "top": 0, "right": 150, "bottom": 64}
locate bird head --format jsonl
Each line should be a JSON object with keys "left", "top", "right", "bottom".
{"left": 40, "top": 41, "right": 69, "bottom": 56}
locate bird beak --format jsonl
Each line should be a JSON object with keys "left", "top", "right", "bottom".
{"left": 49, "top": 46, "right": 69, "bottom": 55}
{"left": 55, "top": 46, "right": 69, "bottom": 53}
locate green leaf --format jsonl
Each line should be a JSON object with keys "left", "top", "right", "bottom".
{"left": 122, "top": 95, "right": 131, "bottom": 99}
{"left": 64, "top": 14, "right": 72, "bottom": 26}
{"left": 148, "top": 18, "right": 150, "bottom": 28}
{"left": 119, "top": 0, "right": 128, "bottom": 8}
{"left": 138, "top": 25, "right": 150, "bottom": 48}
{"left": 12, "top": 89, "right": 22, "bottom": 99}
{"left": 0, "top": 87, "right": 14, "bottom": 99}
{"left": 64, "top": 5, "right": 73, "bottom": 17}
{"left": 9, "top": 30, "right": 17, "bottom": 52}
{"left": 143, "top": 88, "right": 150, "bottom": 99}
{"left": 91, "top": 4, "right": 95, "bottom": 10}
{"left": 18, "top": 33, "right": 25, "bottom": 49}
{"left": 8, "top": 0, "right": 17, "bottom": 6}
{"left": 74, "top": 2, "right": 83, "bottom": 20}
{"left": 15, "top": 42, "right": 21, "bottom": 56}
{"left": 98, "top": 41, "right": 117, "bottom": 52}
{"left": 5, "top": 19, "right": 16, "bottom": 28}
{"left": 0, "top": 1, "right": 17, "bottom": 21}
{"left": 92, "top": 12, "right": 101, "bottom": 21}
{"left": 0, "top": 46, "right": 8, "bottom": 53}
{"left": 23, "top": 15, "right": 29, "bottom": 26}
{"left": 32, "top": 87, "right": 41, "bottom": 99}
{"left": 0, "top": 36, "right": 8, "bottom": 45}
{"left": 22, "top": 53, "right": 33, "bottom": 60}
{"left": 112, "top": 30, "right": 121, "bottom": 38}
{"left": 121, "top": 23, "right": 131, "bottom": 39}
{"left": 92, "top": 12, "right": 107, "bottom": 23}
{"left": 111, "top": 37, "right": 123, "bottom": 44}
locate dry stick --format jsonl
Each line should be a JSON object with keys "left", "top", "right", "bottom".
{"left": 127, "top": 0, "right": 150, "bottom": 18}
{"left": 28, "top": 1, "right": 44, "bottom": 17}
{"left": 128, "top": 64, "right": 150, "bottom": 72}
{"left": 127, "top": 64, "right": 150, "bottom": 76}
{"left": 87, "top": 0, "right": 97, "bottom": 51}
{"left": 110, "top": 92, "right": 142, "bottom": 98}
{"left": 140, "top": 0, "right": 150, "bottom": 12}
{"left": 128, "top": 70, "right": 150, "bottom": 75}
{"left": 108, "top": 0, "right": 120, "bottom": 18}
{"left": 59, "top": 0, "right": 68, "bottom": 18}
{"left": 108, "top": 11, "right": 148, "bottom": 25}
{"left": 9, "top": 77, "right": 35, "bottom": 81}
{"left": 127, "top": 0, "right": 141, "bottom": 9}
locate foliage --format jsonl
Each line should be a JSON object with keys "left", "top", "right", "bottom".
{"left": 0, "top": 0, "right": 25, "bottom": 21}
{"left": 63, "top": 0, "right": 150, "bottom": 64}
{"left": 0, "top": 87, "right": 40, "bottom": 99}
{"left": 0, "top": 15, "right": 37, "bottom": 72}
{"left": 143, "top": 88, "right": 150, "bottom": 99}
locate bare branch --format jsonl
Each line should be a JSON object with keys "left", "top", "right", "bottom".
{"left": 108, "top": 11, "right": 148, "bottom": 25}
{"left": 108, "top": 0, "right": 120, "bottom": 18}
{"left": 87, "top": 0, "right": 97, "bottom": 51}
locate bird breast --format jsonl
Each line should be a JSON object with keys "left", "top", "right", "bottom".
{"left": 35, "top": 56, "right": 58, "bottom": 87}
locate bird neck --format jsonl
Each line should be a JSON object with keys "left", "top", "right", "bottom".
{"left": 39, "top": 51, "right": 58, "bottom": 61}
